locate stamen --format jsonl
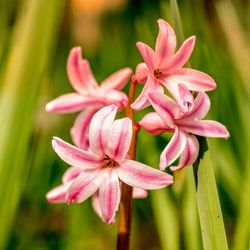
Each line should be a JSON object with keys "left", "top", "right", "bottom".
{"left": 154, "top": 69, "right": 162, "bottom": 79}
{"left": 103, "top": 155, "right": 119, "bottom": 168}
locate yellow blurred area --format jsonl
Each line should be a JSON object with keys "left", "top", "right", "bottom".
{"left": 70, "top": 0, "right": 128, "bottom": 53}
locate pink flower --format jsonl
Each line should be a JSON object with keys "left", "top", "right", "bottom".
{"left": 139, "top": 91, "right": 229, "bottom": 171}
{"left": 46, "top": 166, "right": 147, "bottom": 224}
{"left": 131, "top": 19, "right": 216, "bottom": 112}
{"left": 49, "top": 105, "right": 173, "bottom": 224}
{"left": 91, "top": 187, "right": 147, "bottom": 224}
{"left": 46, "top": 47, "right": 132, "bottom": 149}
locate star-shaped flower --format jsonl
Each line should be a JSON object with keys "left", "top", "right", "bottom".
{"left": 49, "top": 105, "right": 173, "bottom": 223}
{"left": 132, "top": 19, "right": 216, "bottom": 112}
{"left": 46, "top": 47, "right": 132, "bottom": 149}
{"left": 139, "top": 91, "right": 229, "bottom": 171}
{"left": 46, "top": 166, "right": 147, "bottom": 224}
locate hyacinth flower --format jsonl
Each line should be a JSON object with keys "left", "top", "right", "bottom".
{"left": 50, "top": 105, "right": 173, "bottom": 223}
{"left": 46, "top": 47, "right": 132, "bottom": 149}
{"left": 131, "top": 19, "right": 216, "bottom": 112}
{"left": 139, "top": 90, "right": 229, "bottom": 171}
{"left": 46, "top": 166, "right": 147, "bottom": 223}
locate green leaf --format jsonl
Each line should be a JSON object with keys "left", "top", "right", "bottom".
{"left": 0, "top": 0, "right": 65, "bottom": 248}
{"left": 194, "top": 151, "right": 228, "bottom": 250}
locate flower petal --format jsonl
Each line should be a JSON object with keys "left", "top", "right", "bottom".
{"left": 89, "top": 105, "right": 117, "bottom": 156}
{"left": 179, "top": 92, "right": 210, "bottom": 121}
{"left": 170, "top": 134, "right": 199, "bottom": 172}
{"left": 161, "top": 36, "right": 196, "bottom": 72}
{"left": 62, "top": 166, "right": 82, "bottom": 184}
{"left": 106, "top": 118, "right": 132, "bottom": 161}
{"left": 67, "top": 47, "right": 98, "bottom": 93}
{"left": 135, "top": 63, "right": 149, "bottom": 84}
{"left": 46, "top": 183, "right": 70, "bottom": 203}
{"left": 100, "top": 67, "right": 132, "bottom": 90}
{"left": 155, "top": 19, "right": 176, "bottom": 65}
{"left": 167, "top": 68, "right": 216, "bottom": 91}
{"left": 162, "top": 80, "right": 193, "bottom": 113}
{"left": 139, "top": 112, "right": 172, "bottom": 135}
{"left": 136, "top": 42, "right": 156, "bottom": 73}
{"left": 71, "top": 109, "right": 98, "bottom": 149}
{"left": 99, "top": 169, "right": 120, "bottom": 224}
{"left": 177, "top": 120, "right": 230, "bottom": 138}
{"left": 132, "top": 188, "right": 148, "bottom": 199}
{"left": 100, "top": 89, "right": 128, "bottom": 109}
{"left": 67, "top": 170, "right": 102, "bottom": 204}
{"left": 52, "top": 137, "right": 102, "bottom": 168}
{"left": 159, "top": 127, "right": 187, "bottom": 170}
{"left": 131, "top": 75, "right": 163, "bottom": 111}
{"left": 91, "top": 192, "right": 103, "bottom": 221}
{"left": 46, "top": 93, "right": 105, "bottom": 113}
{"left": 118, "top": 159, "right": 173, "bottom": 189}
{"left": 147, "top": 90, "right": 177, "bottom": 128}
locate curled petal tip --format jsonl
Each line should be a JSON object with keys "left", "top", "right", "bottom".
{"left": 159, "top": 163, "right": 167, "bottom": 171}
{"left": 45, "top": 101, "right": 54, "bottom": 112}
{"left": 157, "top": 18, "right": 166, "bottom": 24}
{"left": 70, "top": 46, "right": 81, "bottom": 53}
{"left": 51, "top": 138, "right": 57, "bottom": 150}
{"left": 109, "top": 104, "right": 119, "bottom": 111}
{"left": 103, "top": 217, "right": 116, "bottom": 225}
{"left": 136, "top": 42, "right": 145, "bottom": 50}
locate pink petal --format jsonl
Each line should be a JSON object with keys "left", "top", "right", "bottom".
{"left": 147, "top": 90, "right": 177, "bottom": 128}
{"left": 46, "top": 183, "right": 70, "bottom": 203}
{"left": 177, "top": 120, "right": 230, "bottom": 138}
{"left": 100, "top": 89, "right": 128, "bottom": 109}
{"left": 70, "top": 109, "right": 98, "bottom": 150}
{"left": 67, "top": 170, "right": 102, "bottom": 204}
{"left": 155, "top": 19, "right": 176, "bottom": 65}
{"left": 170, "top": 134, "right": 199, "bottom": 172}
{"left": 100, "top": 67, "right": 132, "bottom": 90}
{"left": 179, "top": 92, "right": 210, "bottom": 121}
{"left": 45, "top": 93, "right": 105, "bottom": 113}
{"left": 178, "top": 83, "right": 194, "bottom": 112}
{"left": 106, "top": 118, "right": 132, "bottom": 161}
{"left": 99, "top": 169, "right": 120, "bottom": 224}
{"left": 62, "top": 166, "right": 82, "bottom": 184}
{"left": 91, "top": 192, "right": 103, "bottom": 221}
{"left": 159, "top": 127, "right": 187, "bottom": 170}
{"left": 52, "top": 137, "right": 102, "bottom": 168}
{"left": 162, "top": 80, "right": 193, "bottom": 113}
{"left": 131, "top": 75, "right": 163, "bottom": 111}
{"left": 89, "top": 105, "right": 117, "bottom": 156}
{"left": 139, "top": 112, "right": 172, "bottom": 135}
{"left": 67, "top": 47, "right": 98, "bottom": 93}
{"left": 118, "top": 159, "right": 173, "bottom": 190}
{"left": 161, "top": 36, "right": 196, "bottom": 72}
{"left": 136, "top": 42, "right": 156, "bottom": 73}
{"left": 135, "top": 63, "right": 149, "bottom": 84}
{"left": 132, "top": 188, "right": 148, "bottom": 199}
{"left": 167, "top": 68, "right": 216, "bottom": 91}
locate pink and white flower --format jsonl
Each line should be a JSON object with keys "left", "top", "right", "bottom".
{"left": 46, "top": 47, "right": 132, "bottom": 149}
{"left": 46, "top": 166, "right": 147, "bottom": 224}
{"left": 48, "top": 105, "right": 173, "bottom": 224}
{"left": 139, "top": 91, "right": 229, "bottom": 171}
{"left": 132, "top": 19, "right": 216, "bottom": 112}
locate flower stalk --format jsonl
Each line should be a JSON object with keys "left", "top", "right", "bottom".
{"left": 116, "top": 77, "right": 138, "bottom": 250}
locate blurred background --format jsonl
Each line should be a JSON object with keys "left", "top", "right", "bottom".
{"left": 0, "top": 0, "right": 249, "bottom": 249}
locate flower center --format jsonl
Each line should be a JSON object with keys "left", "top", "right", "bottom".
{"left": 154, "top": 69, "right": 162, "bottom": 79}
{"left": 103, "top": 155, "right": 119, "bottom": 168}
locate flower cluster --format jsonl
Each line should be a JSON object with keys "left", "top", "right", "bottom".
{"left": 46, "top": 19, "right": 229, "bottom": 224}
